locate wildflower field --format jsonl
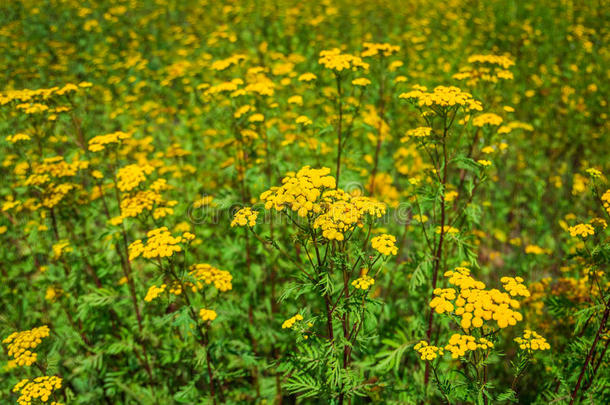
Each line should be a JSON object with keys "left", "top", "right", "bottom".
{"left": 1, "top": 0, "right": 609, "bottom": 404}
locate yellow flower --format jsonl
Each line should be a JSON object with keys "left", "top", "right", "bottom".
{"left": 189, "top": 263, "right": 233, "bottom": 292}
{"left": 351, "top": 77, "right": 371, "bottom": 86}
{"left": 128, "top": 227, "right": 183, "bottom": 260}
{"left": 249, "top": 113, "right": 265, "bottom": 123}
{"left": 568, "top": 223, "right": 595, "bottom": 238}
{"left": 12, "top": 376, "right": 62, "bottom": 404}
{"left": 371, "top": 234, "right": 398, "bottom": 255}
{"left": 361, "top": 42, "right": 400, "bottom": 57}
{"left": 282, "top": 314, "right": 304, "bottom": 329}
{"left": 298, "top": 72, "right": 317, "bottom": 82}
{"left": 400, "top": 85, "right": 482, "bottom": 111}
{"left": 231, "top": 207, "right": 258, "bottom": 227}
{"left": 472, "top": 113, "right": 503, "bottom": 127}
{"left": 6, "top": 133, "right": 31, "bottom": 143}
{"left": 116, "top": 164, "right": 154, "bottom": 192}
{"left": 2, "top": 326, "right": 50, "bottom": 367}
{"left": 444, "top": 334, "right": 493, "bottom": 359}
{"left": 296, "top": 115, "right": 313, "bottom": 126}
{"left": 403, "top": 126, "right": 432, "bottom": 139}
{"left": 352, "top": 269, "right": 375, "bottom": 290}
{"left": 414, "top": 341, "right": 444, "bottom": 361}
{"left": 514, "top": 330, "right": 550, "bottom": 351}
{"left": 199, "top": 308, "right": 218, "bottom": 322}
{"left": 144, "top": 284, "right": 167, "bottom": 302}
{"left": 318, "top": 48, "right": 369, "bottom": 72}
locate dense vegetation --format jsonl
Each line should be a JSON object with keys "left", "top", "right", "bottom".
{"left": 1, "top": 0, "right": 609, "bottom": 404}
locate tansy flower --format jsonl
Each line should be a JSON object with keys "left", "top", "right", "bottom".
{"left": 472, "top": 113, "right": 503, "bottom": 127}
{"left": 352, "top": 269, "right": 375, "bottom": 290}
{"left": 6, "top": 133, "right": 31, "bottom": 143}
{"left": 199, "top": 308, "right": 217, "bottom": 322}
{"left": 298, "top": 72, "right": 317, "bottom": 82}
{"left": 144, "top": 284, "right": 166, "bottom": 302}
{"left": 371, "top": 234, "right": 398, "bottom": 255}
{"left": 287, "top": 95, "right": 303, "bottom": 105}
{"left": 231, "top": 207, "right": 258, "bottom": 227}
{"left": 128, "top": 227, "right": 183, "bottom": 260}
{"left": 586, "top": 168, "right": 602, "bottom": 178}
{"left": 568, "top": 223, "right": 595, "bottom": 238}
{"left": 249, "top": 113, "right": 264, "bottom": 123}
{"left": 444, "top": 334, "right": 493, "bottom": 359}
{"left": 3, "top": 326, "right": 50, "bottom": 367}
{"left": 12, "top": 376, "right": 62, "bottom": 404}
{"left": 116, "top": 164, "right": 154, "bottom": 192}
{"left": 189, "top": 263, "right": 233, "bottom": 292}
{"left": 414, "top": 341, "right": 443, "bottom": 361}
{"left": 436, "top": 226, "right": 459, "bottom": 234}
{"left": 318, "top": 48, "right": 369, "bottom": 72}
{"left": 514, "top": 330, "right": 550, "bottom": 351}
{"left": 399, "top": 85, "right": 482, "bottom": 111}
{"left": 403, "top": 127, "right": 432, "bottom": 139}
{"left": 352, "top": 77, "right": 371, "bottom": 86}
{"left": 296, "top": 115, "right": 313, "bottom": 126}
{"left": 282, "top": 314, "right": 303, "bottom": 329}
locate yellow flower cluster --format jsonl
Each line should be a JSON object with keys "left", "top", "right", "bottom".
{"left": 260, "top": 167, "right": 386, "bottom": 241}
{"left": 318, "top": 48, "right": 369, "bottom": 72}
{"left": 352, "top": 273, "right": 375, "bottom": 290}
{"left": 515, "top": 330, "right": 550, "bottom": 351}
{"left": 43, "top": 183, "right": 77, "bottom": 209}
{"left": 586, "top": 168, "right": 602, "bottom": 178}
{"left": 199, "top": 308, "right": 218, "bottom": 322}
{"left": 27, "top": 156, "right": 88, "bottom": 182}
{"left": 3, "top": 326, "right": 50, "bottom": 367}
{"left": 0, "top": 84, "right": 85, "bottom": 105}
{"left": 568, "top": 223, "right": 595, "bottom": 238}
{"left": 51, "top": 240, "right": 72, "bottom": 260}
{"left": 436, "top": 226, "right": 459, "bottom": 234}
{"left": 313, "top": 194, "right": 386, "bottom": 241}
{"left": 467, "top": 54, "right": 515, "bottom": 69}
{"left": 210, "top": 54, "right": 246, "bottom": 71}
{"left": 13, "top": 376, "right": 62, "bottom": 405}
{"left": 231, "top": 207, "right": 258, "bottom": 227}
{"left": 116, "top": 164, "right": 155, "bottom": 192}
{"left": 403, "top": 126, "right": 432, "bottom": 139}
{"left": 282, "top": 314, "right": 303, "bottom": 329}
{"left": 430, "top": 288, "right": 457, "bottom": 313}
{"left": 444, "top": 334, "right": 494, "bottom": 359}
{"left": 144, "top": 284, "right": 167, "bottom": 302}
{"left": 88, "top": 131, "right": 131, "bottom": 152}
{"left": 128, "top": 227, "right": 184, "bottom": 260}
{"left": 603, "top": 189, "right": 610, "bottom": 216}
{"left": 189, "top": 263, "right": 233, "bottom": 292}
{"left": 371, "top": 234, "right": 398, "bottom": 255}
{"left": 497, "top": 121, "right": 534, "bottom": 134}
{"left": 399, "top": 85, "right": 483, "bottom": 111}
{"left": 433, "top": 267, "right": 527, "bottom": 329}
{"left": 351, "top": 77, "right": 371, "bottom": 87}
{"left": 361, "top": 42, "right": 400, "bottom": 57}
{"left": 203, "top": 78, "right": 244, "bottom": 96}
{"left": 453, "top": 54, "right": 515, "bottom": 84}
{"left": 501, "top": 277, "right": 531, "bottom": 297}
{"left": 6, "top": 133, "right": 31, "bottom": 143}
{"left": 119, "top": 190, "right": 167, "bottom": 219}
{"left": 414, "top": 341, "right": 444, "bottom": 361}
{"left": 472, "top": 113, "right": 503, "bottom": 127}
{"left": 260, "top": 166, "right": 336, "bottom": 215}
{"left": 298, "top": 72, "right": 317, "bottom": 82}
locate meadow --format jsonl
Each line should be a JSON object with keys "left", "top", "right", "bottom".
{"left": 1, "top": 0, "right": 609, "bottom": 404}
